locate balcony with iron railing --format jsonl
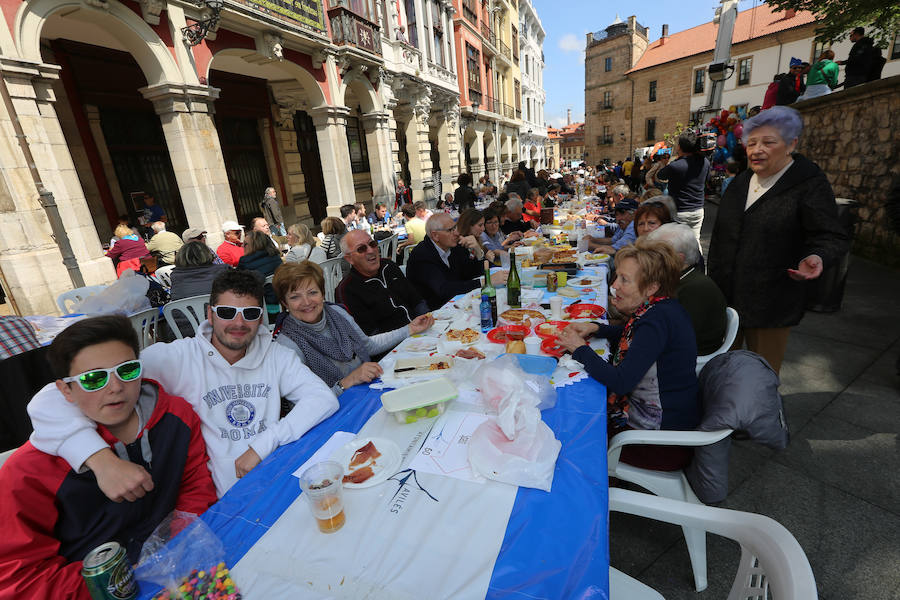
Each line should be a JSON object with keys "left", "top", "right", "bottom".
{"left": 502, "top": 103, "right": 515, "bottom": 119}
{"left": 497, "top": 38, "right": 511, "bottom": 61}
{"left": 327, "top": 5, "right": 382, "bottom": 56}
{"left": 480, "top": 22, "right": 497, "bottom": 48}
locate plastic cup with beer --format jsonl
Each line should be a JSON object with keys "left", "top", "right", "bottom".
{"left": 556, "top": 271, "right": 567, "bottom": 287}
{"left": 299, "top": 461, "right": 346, "bottom": 533}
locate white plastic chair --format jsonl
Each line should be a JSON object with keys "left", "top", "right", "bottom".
{"left": 162, "top": 294, "right": 209, "bottom": 339}
{"left": 154, "top": 265, "right": 176, "bottom": 289}
{"left": 378, "top": 233, "right": 399, "bottom": 261}
{"left": 608, "top": 427, "right": 733, "bottom": 592}
{"left": 319, "top": 255, "right": 345, "bottom": 303}
{"left": 56, "top": 285, "right": 107, "bottom": 315}
{"left": 128, "top": 307, "right": 161, "bottom": 350}
{"left": 610, "top": 566, "right": 664, "bottom": 600}
{"left": 696, "top": 307, "right": 740, "bottom": 375}
{"left": 609, "top": 488, "right": 818, "bottom": 600}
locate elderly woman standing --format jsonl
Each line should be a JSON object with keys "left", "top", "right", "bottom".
{"left": 708, "top": 106, "right": 848, "bottom": 374}
{"left": 558, "top": 238, "right": 699, "bottom": 470}
{"left": 272, "top": 262, "right": 434, "bottom": 395}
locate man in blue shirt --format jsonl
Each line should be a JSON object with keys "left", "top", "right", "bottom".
{"left": 141, "top": 194, "right": 165, "bottom": 224}
{"left": 588, "top": 198, "right": 638, "bottom": 254}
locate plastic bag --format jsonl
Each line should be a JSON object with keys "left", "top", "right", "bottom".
{"left": 468, "top": 411, "right": 561, "bottom": 492}
{"left": 468, "top": 355, "right": 562, "bottom": 491}
{"left": 474, "top": 354, "right": 556, "bottom": 415}
{"left": 76, "top": 270, "right": 151, "bottom": 315}
{"left": 134, "top": 511, "right": 225, "bottom": 593}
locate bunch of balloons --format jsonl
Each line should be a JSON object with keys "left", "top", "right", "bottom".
{"left": 707, "top": 105, "right": 746, "bottom": 164}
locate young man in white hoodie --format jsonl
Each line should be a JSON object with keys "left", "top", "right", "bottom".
{"left": 27, "top": 270, "right": 339, "bottom": 498}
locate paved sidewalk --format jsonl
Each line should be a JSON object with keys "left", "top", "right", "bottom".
{"left": 609, "top": 203, "right": 900, "bottom": 599}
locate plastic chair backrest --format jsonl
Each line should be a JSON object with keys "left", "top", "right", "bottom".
{"left": 128, "top": 307, "right": 160, "bottom": 351}
{"left": 162, "top": 294, "right": 209, "bottom": 339}
{"left": 56, "top": 285, "right": 107, "bottom": 315}
{"left": 154, "top": 265, "right": 176, "bottom": 289}
{"left": 378, "top": 234, "right": 399, "bottom": 261}
{"left": 696, "top": 306, "right": 740, "bottom": 374}
{"left": 319, "top": 255, "right": 345, "bottom": 303}
{"left": 609, "top": 488, "right": 818, "bottom": 600}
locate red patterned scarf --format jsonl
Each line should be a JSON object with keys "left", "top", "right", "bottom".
{"left": 607, "top": 295, "right": 668, "bottom": 430}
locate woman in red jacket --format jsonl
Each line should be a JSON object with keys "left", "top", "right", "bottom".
{"left": 106, "top": 224, "right": 149, "bottom": 277}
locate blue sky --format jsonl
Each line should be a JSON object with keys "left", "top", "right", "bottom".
{"left": 535, "top": 0, "right": 761, "bottom": 128}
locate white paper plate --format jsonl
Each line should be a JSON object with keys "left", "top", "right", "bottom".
{"left": 397, "top": 336, "right": 440, "bottom": 353}
{"left": 331, "top": 437, "right": 402, "bottom": 489}
{"left": 568, "top": 277, "right": 602, "bottom": 289}
{"left": 431, "top": 307, "right": 457, "bottom": 320}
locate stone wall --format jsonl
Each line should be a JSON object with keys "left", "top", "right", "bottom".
{"left": 793, "top": 75, "right": 900, "bottom": 267}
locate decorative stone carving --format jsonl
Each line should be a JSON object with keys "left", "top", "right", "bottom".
{"left": 312, "top": 48, "right": 338, "bottom": 70}
{"left": 138, "top": 0, "right": 163, "bottom": 24}
{"left": 82, "top": 0, "right": 109, "bottom": 10}
{"left": 442, "top": 102, "right": 460, "bottom": 128}
{"left": 260, "top": 32, "right": 284, "bottom": 61}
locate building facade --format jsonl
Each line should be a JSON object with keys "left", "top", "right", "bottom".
{"left": 452, "top": 0, "right": 522, "bottom": 185}
{"left": 545, "top": 125, "right": 560, "bottom": 169}
{"left": 517, "top": 0, "right": 545, "bottom": 169}
{"left": 584, "top": 6, "right": 900, "bottom": 164}
{"left": 558, "top": 121, "right": 585, "bottom": 167}
{"left": 0, "top": 0, "right": 467, "bottom": 314}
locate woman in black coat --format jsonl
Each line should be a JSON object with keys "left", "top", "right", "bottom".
{"left": 708, "top": 106, "right": 848, "bottom": 374}
{"left": 504, "top": 169, "right": 531, "bottom": 200}
{"left": 454, "top": 173, "right": 478, "bottom": 212}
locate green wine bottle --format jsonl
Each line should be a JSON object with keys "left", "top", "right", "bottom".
{"left": 507, "top": 250, "right": 521, "bottom": 308}
{"left": 481, "top": 260, "right": 498, "bottom": 325}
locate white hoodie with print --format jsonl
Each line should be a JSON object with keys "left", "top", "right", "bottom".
{"left": 27, "top": 321, "right": 338, "bottom": 496}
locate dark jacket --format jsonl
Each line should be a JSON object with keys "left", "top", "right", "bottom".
{"left": 658, "top": 154, "right": 710, "bottom": 212}
{"left": 708, "top": 154, "right": 849, "bottom": 329}
{"left": 170, "top": 263, "right": 230, "bottom": 301}
{"left": 775, "top": 73, "right": 805, "bottom": 105}
{"left": 573, "top": 299, "right": 700, "bottom": 431}
{"left": 844, "top": 36, "right": 878, "bottom": 86}
{"left": 454, "top": 185, "right": 477, "bottom": 212}
{"left": 335, "top": 259, "right": 429, "bottom": 335}
{"left": 406, "top": 238, "right": 483, "bottom": 310}
{"left": 678, "top": 267, "right": 728, "bottom": 356}
{"left": 238, "top": 251, "right": 283, "bottom": 305}
{"left": 0, "top": 381, "right": 216, "bottom": 598}
{"left": 504, "top": 178, "right": 531, "bottom": 201}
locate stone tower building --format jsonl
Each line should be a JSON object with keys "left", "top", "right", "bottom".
{"left": 584, "top": 16, "right": 649, "bottom": 164}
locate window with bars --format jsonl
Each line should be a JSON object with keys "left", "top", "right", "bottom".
{"left": 646, "top": 118, "right": 656, "bottom": 141}
{"left": 602, "top": 125, "right": 611, "bottom": 144}
{"left": 694, "top": 68, "right": 705, "bottom": 94}
{"left": 467, "top": 44, "right": 481, "bottom": 90}
{"left": 345, "top": 114, "right": 370, "bottom": 173}
{"left": 514, "top": 79, "right": 521, "bottom": 110}
{"left": 649, "top": 80, "right": 657, "bottom": 102}
{"left": 604, "top": 57, "right": 612, "bottom": 72}
{"left": 603, "top": 90, "right": 612, "bottom": 108}
{"left": 738, "top": 57, "right": 752, "bottom": 86}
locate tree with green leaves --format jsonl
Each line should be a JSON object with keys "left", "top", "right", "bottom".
{"left": 767, "top": 0, "right": 900, "bottom": 47}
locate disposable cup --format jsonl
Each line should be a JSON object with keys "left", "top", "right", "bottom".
{"left": 550, "top": 296, "right": 563, "bottom": 320}
{"left": 524, "top": 336, "right": 542, "bottom": 355}
{"left": 299, "top": 461, "right": 346, "bottom": 533}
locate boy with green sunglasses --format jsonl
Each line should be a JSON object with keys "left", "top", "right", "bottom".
{"left": 0, "top": 315, "right": 217, "bottom": 598}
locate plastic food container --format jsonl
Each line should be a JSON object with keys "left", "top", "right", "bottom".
{"left": 381, "top": 377, "right": 458, "bottom": 424}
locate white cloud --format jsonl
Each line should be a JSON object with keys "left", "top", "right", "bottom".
{"left": 558, "top": 33, "right": 582, "bottom": 53}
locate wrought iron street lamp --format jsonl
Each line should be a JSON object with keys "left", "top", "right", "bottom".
{"left": 182, "top": 0, "right": 225, "bottom": 46}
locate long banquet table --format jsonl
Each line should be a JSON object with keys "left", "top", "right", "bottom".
{"left": 137, "top": 265, "right": 612, "bottom": 600}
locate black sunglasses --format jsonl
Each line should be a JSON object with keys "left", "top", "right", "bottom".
{"left": 352, "top": 240, "right": 379, "bottom": 254}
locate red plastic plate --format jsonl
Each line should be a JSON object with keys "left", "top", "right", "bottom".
{"left": 487, "top": 324, "right": 531, "bottom": 344}
{"left": 565, "top": 303, "right": 606, "bottom": 319}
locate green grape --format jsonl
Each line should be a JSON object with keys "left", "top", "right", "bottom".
{"left": 426, "top": 408, "right": 440, "bottom": 418}
{"left": 405, "top": 414, "right": 418, "bottom": 424}
{"left": 415, "top": 407, "right": 427, "bottom": 417}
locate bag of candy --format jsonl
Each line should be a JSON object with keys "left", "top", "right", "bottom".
{"left": 135, "top": 511, "right": 241, "bottom": 599}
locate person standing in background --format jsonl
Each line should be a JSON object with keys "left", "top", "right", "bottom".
{"left": 260, "top": 187, "right": 286, "bottom": 236}
{"left": 837, "top": 27, "right": 881, "bottom": 88}
{"left": 395, "top": 179, "right": 412, "bottom": 209}
{"left": 657, "top": 132, "right": 710, "bottom": 244}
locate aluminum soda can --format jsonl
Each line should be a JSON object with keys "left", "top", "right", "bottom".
{"left": 546, "top": 272, "right": 558, "bottom": 292}
{"left": 81, "top": 541, "right": 138, "bottom": 600}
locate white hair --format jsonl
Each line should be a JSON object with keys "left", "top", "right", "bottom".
{"left": 426, "top": 213, "right": 453, "bottom": 235}
{"left": 611, "top": 184, "right": 630, "bottom": 199}
{"left": 151, "top": 221, "right": 166, "bottom": 234}
{"left": 339, "top": 229, "right": 371, "bottom": 253}
{"left": 646, "top": 222, "right": 700, "bottom": 267}
{"left": 646, "top": 195, "right": 678, "bottom": 221}
{"left": 505, "top": 196, "right": 523, "bottom": 211}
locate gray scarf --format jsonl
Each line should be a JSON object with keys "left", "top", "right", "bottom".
{"left": 278, "top": 303, "right": 370, "bottom": 387}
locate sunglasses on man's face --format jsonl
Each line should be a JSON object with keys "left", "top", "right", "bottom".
{"left": 211, "top": 305, "right": 263, "bottom": 321}
{"left": 352, "top": 239, "right": 379, "bottom": 254}
{"left": 62, "top": 360, "right": 143, "bottom": 392}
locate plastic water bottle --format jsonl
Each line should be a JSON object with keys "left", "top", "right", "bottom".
{"left": 480, "top": 294, "right": 493, "bottom": 332}
{"left": 384, "top": 209, "right": 391, "bottom": 226}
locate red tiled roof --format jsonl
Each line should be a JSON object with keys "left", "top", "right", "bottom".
{"left": 627, "top": 4, "right": 817, "bottom": 73}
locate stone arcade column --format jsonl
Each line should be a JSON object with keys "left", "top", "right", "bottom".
{"left": 437, "top": 102, "right": 461, "bottom": 194}
{"left": 397, "top": 98, "right": 434, "bottom": 203}
{"left": 468, "top": 126, "right": 485, "bottom": 178}
{"left": 0, "top": 57, "right": 114, "bottom": 314}
{"left": 309, "top": 105, "right": 355, "bottom": 216}
{"left": 361, "top": 110, "right": 396, "bottom": 206}
{"left": 140, "top": 83, "right": 236, "bottom": 247}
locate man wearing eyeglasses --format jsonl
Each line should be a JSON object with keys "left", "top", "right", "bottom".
{"left": 335, "top": 230, "right": 429, "bottom": 336}
{"left": 27, "top": 270, "right": 339, "bottom": 500}
{"left": 0, "top": 315, "right": 218, "bottom": 598}
{"left": 406, "top": 213, "right": 508, "bottom": 310}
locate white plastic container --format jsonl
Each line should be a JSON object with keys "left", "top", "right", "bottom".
{"left": 381, "top": 377, "right": 458, "bottom": 424}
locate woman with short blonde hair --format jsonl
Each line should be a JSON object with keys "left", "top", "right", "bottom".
{"left": 285, "top": 223, "right": 327, "bottom": 264}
